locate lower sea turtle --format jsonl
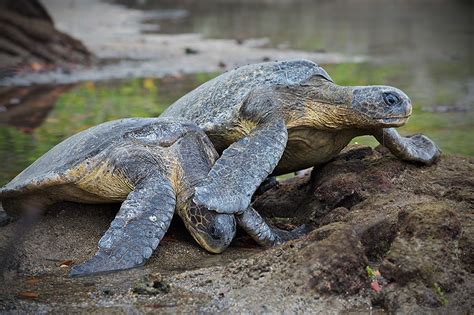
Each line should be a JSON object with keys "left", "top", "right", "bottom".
{"left": 161, "top": 59, "right": 441, "bottom": 214}
{"left": 0, "top": 118, "right": 297, "bottom": 277}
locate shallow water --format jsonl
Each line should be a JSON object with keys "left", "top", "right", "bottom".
{"left": 117, "top": 0, "right": 472, "bottom": 61}
{"left": 0, "top": 0, "right": 473, "bottom": 185}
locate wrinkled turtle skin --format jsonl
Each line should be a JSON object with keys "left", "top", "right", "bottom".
{"left": 162, "top": 59, "right": 441, "bottom": 214}
{"left": 0, "top": 118, "right": 299, "bottom": 277}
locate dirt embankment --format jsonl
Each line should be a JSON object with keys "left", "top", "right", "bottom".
{"left": 0, "top": 146, "right": 472, "bottom": 313}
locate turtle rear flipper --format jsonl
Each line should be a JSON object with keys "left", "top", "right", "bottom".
{"left": 70, "top": 173, "right": 175, "bottom": 277}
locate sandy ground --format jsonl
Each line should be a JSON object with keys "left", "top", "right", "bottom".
{"left": 0, "top": 0, "right": 363, "bottom": 86}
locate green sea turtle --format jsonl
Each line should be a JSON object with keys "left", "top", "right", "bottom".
{"left": 162, "top": 60, "right": 441, "bottom": 214}
{"left": 0, "top": 118, "right": 298, "bottom": 277}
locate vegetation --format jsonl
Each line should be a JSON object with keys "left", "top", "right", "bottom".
{"left": 434, "top": 283, "right": 448, "bottom": 306}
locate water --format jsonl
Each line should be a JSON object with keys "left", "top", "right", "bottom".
{"left": 0, "top": 0, "right": 473, "bottom": 185}
{"left": 0, "top": 74, "right": 216, "bottom": 185}
{"left": 118, "top": 0, "right": 472, "bottom": 62}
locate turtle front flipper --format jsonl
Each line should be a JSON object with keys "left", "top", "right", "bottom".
{"left": 372, "top": 128, "right": 441, "bottom": 165}
{"left": 236, "top": 206, "right": 309, "bottom": 246}
{"left": 194, "top": 117, "right": 288, "bottom": 214}
{"left": 70, "top": 174, "right": 176, "bottom": 277}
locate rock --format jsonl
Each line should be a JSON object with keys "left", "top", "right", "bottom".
{"left": 0, "top": 146, "right": 472, "bottom": 313}
{"left": 133, "top": 273, "right": 170, "bottom": 295}
{"left": 377, "top": 200, "right": 471, "bottom": 311}
{"left": 184, "top": 47, "right": 199, "bottom": 55}
{"left": 250, "top": 146, "right": 473, "bottom": 312}
{"left": 0, "top": 0, "right": 95, "bottom": 77}
{"left": 304, "top": 226, "right": 368, "bottom": 294}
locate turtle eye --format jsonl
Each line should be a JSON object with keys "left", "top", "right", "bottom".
{"left": 383, "top": 93, "right": 400, "bottom": 106}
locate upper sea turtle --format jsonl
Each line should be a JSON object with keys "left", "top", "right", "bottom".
{"left": 0, "top": 118, "right": 297, "bottom": 277}
{"left": 161, "top": 59, "right": 441, "bottom": 214}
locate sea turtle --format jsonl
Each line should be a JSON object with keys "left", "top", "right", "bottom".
{"left": 161, "top": 59, "right": 441, "bottom": 214}
{"left": 0, "top": 118, "right": 298, "bottom": 277}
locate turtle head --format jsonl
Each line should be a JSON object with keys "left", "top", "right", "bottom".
{"left": 351, "top": 85, "right": 412, "bottom": 127}
{"left": 173, "top": 131, "right": 235, "bottom": 253}
{"left": 286, "top": 75, "right": 412, "bottom": 130}
{"left": 181, "top": 201, "right": 236, "bottom": 253}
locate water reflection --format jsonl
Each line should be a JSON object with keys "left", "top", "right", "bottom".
{"left": 0, "top": 73, "right": 216, "bottom": 185}
{"left": 0, "top": 85, "right": 72, "bottom": 131}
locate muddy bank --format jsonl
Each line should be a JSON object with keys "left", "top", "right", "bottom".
{"left": 0, "top": 146, "right": 472, "bottom": 313}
